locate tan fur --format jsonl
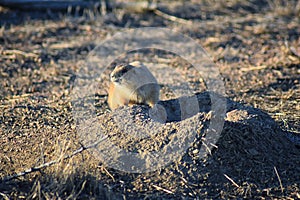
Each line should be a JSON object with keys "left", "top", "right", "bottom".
{"left": 108, "top": 61, "right": 160, "bottom": 110}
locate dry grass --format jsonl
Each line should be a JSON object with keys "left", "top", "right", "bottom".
{"left": 0, "top": 0, "right": 299, "bottom": 199}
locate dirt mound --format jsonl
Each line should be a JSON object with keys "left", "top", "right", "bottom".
{"left": 73, "top": 92, "right": 299, "bottom": 198}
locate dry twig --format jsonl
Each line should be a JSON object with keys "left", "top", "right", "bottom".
{"left": 2, "top": 136, "right": 108, "bottom": 182}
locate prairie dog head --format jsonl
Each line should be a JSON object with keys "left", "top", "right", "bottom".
{"left": 110, "top": 61, "right": 158, "bottom": 90}
{"left": 110, "top": 63, "right": 134, "bottom": 84}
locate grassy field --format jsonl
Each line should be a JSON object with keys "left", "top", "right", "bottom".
{"left": 0, "top": 0, "right": 299, "bottom": 199}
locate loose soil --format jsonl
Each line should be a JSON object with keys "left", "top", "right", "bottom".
{"left": 0, "top": 0, "right": 299, "bottom": 199}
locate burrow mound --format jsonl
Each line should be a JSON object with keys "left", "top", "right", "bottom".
{"left": 79, "top": 91, "right": 299, "bottom": 196}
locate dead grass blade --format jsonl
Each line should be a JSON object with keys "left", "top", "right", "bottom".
{"left": 152, "top": 184, "right": 174, "bottom": 194}
{"left": 274, "top": 166, "right": 284, "bottom": 193}
{"left": 153, "top": 9, "right": 193, "bottom": 25}
{"left": 2, "top": 49, "right": 39, "bottom": 59}
{"left": 224, "top": 174, "right": 240, "bottom": 188}
{"left": 0, "top": 192, "right": 10, "bottom": 200}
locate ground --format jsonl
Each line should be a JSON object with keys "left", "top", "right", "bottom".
{"left": 0, "top": 0, "right": 299, "bottom": 199}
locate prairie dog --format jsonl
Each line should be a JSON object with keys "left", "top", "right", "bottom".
{"left": 108, "top": 61, "right": 160, "bottom": 110}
